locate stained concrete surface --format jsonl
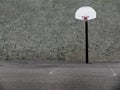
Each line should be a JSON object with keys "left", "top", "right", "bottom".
{"left": 0, "top": 61, "right": 120, "bottom": 90}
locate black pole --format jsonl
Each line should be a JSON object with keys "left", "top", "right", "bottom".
{"left": 85, "top": 21, "right": 89, "bottom": 64}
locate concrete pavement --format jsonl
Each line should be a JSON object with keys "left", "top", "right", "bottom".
{"left": 0, "top": 61, "right": 120, "bottom": 90}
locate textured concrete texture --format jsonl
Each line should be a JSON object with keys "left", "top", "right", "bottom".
{"left": 0, "top": 61, "right": 120, "bottom": 90}
{"left": 0, "top": 0, "right": 120, "bottom": 61}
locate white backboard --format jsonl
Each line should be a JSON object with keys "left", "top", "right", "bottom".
{"left": 75, "top": 6, "right": 96, "bottom": 21}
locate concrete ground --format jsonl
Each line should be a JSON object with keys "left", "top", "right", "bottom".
{"left": 0, "top": 61, "right": 120, "bottom": 90}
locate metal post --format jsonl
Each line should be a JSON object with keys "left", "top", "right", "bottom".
{"left": 85, "top": 21, "right": 89, "bottom": 64}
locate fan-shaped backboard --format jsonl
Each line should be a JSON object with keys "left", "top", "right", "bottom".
{"left": 75, "top": 6, "right": 96, "bottom": 21}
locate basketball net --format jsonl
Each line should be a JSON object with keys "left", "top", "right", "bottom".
{"left": 82, "top": 16, "right": 89, "bottom": 22}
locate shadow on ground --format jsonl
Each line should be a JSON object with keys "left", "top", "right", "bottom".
{"left": 0, "top": 83, "right": 4, "bottom": 90}
{"left": 114, "top": 76, "right": 120, "bottom": 90}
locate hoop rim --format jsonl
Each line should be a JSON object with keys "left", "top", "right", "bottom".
{"left": 82, "top": 16, "right": 89, "bottom": 21}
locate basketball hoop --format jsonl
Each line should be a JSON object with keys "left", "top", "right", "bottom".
{"left": 75, "top": 6, "right": 96, "bottom": 21}
{"left": 82, "top": 16, "right": 89, "bottom": 21}
{"left": 75, "top": 6, "right": 97, "bottom": 64}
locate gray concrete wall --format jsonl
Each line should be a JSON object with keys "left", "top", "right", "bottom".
{"left": 0, "top": 0, "right": 120, "bottom": 61}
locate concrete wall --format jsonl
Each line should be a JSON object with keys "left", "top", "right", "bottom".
{"left": 0, "top": 0, "right": 120, "bottom": 61}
